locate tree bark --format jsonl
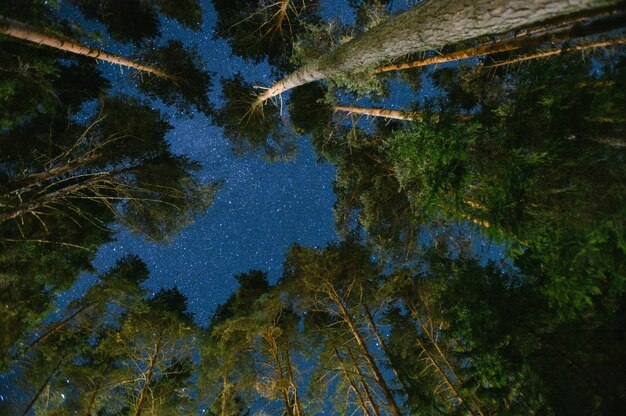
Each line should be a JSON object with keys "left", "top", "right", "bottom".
{"left": 22, "top": 356, "right": 64, "bottom": 416}
{"left": 328, "top": 286, "right": 402, "bottom": 416}
{"left": 0, "top": 16, "right": 173, "bottom": 79}
{"left": 346, "top": 347, "right": 382, "bottom": 416}
{"left": 134, "top": 331, "right": 163, "bottom": 416}
{"left": 334, "top": 346, "right": 372, "bottom": 416}
{"left": 373, "top": 10, "right": 626, "bottom": 73}
{"left": 256, "top": 0, "right": 621, "bottom": 103}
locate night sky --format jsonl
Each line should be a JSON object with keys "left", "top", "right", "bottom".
{"left": 59, "top": 1, "right": 365, "bottom": 325}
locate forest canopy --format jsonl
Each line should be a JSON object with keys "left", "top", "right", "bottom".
{"left": 1, "top": 0, "right": 625, "bottom": 415}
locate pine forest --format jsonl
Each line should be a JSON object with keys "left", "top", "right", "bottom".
{"left": 1, "top": 0, "right": 625, "bottom": 415}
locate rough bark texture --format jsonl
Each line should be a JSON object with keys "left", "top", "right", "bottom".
{"left": 0, "top": 16, "right": 172, "bottom": 79}
{"left": 374, "top": 11, "right": 626, "bottom": 73}
{"left": 256, "top": 0, "right": 622, "bottom": 102}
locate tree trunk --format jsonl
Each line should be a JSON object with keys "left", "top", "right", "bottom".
{"left": 0, "top": 16, "right": 173, "bottom": 79}
{"left": 255, "top": 0, "right": 620, "bottom": 103}
{"left": 333, "top": 105, "right": 473, "bottom": 122}
{"left": 486, "top": 35, "right": 626, "bottom": 68}
{"left": 19, "top": 300, "right": 98, "bottom": 358}
{"left": 8, "top": 153, "right": 103, "bottom": 195}
{"left": 134, "top": 331, "right": 163, "bottom": 416}
{"left": 0, "top": 165, "right": 137, "bottom": 224}
{"left": 329, "top": 286, "right": 402, "bottom": 416}
{"left": 221, "top": 376, "right": 228, "bottom": 416}
{"left": 83, "top": 378, "right": 102, "bottom": 416}
{"left": 346, "top": 347, "right": 382, "bottom": 416}
{"left": 22, "top": 356, "right": 64, "bottom": 416}
{"left": 414, "top": 334, "right": 481, "bottom": 415}
{"left": 362, "top": 306, "right": 411, "bottom": 396}
{"left": 373, "top": 10, "right": 626, "bottom": 73}
{"left": 334, "top": 346, "right": 371, "bottom": 416}
{"left": 284, "top": 348, "right": 303, "bottom": 416}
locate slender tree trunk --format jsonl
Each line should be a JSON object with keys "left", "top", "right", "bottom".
{"left": 373, "top": 11, "right": 626, "bottom": 73}
{"left": 334, "top": 346, "right": 371, "bottom": 416}
{"left": 255, "top": 0, "right": 620, "bottom": 103}
{"left": 19, "top": 300, "right": 98, "bottom": 358}
{"left": 265, "top": 332, "right": 294, "bottom": 416}
{"left": 22, "top": 356, "right": 64, "bottom": 416}
{"left": 0, "top": 16, "right": 173, "bottom": 79}
{"left": 284, "top": 348, "right": 303, "bottom": 416}
{"left": 414, "top": 334, "right": 480, "bottom": 415}
{"left": 333, "top": 105, "right": 473, "bottom": 122}
{"left": 83, "top": 378, "right": 102, "bottom": 416}
{"left": 0, "top": 165, "right": 137, "bottom": 223}
{"left": 221, "top": 376, "right": 228, "bottom": 416}
{"left": 329, "top": 286, "right": 402, "bottom": 416}
{"left": 346, "top": 347, "right": 382, "bottom": 416}
{"left": 362, "top": 306, "right": 411, "bottom": 397}
{"left": 486, "top": 35, "right": 626, "bottom": 68}
{"left": 9, "top": 154, "right": 103, "bottom": 194}
{"left": 134, "top": 331, "right": 163, "bottom": 416}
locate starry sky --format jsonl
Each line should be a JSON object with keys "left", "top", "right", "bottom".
{"left": 61, "top": 1, "right": 363, "bottom": 325}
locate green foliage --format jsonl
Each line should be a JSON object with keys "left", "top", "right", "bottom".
{"left": 212, "top": 0, "right": 319, "bottom": 72}
{"left": 216, "top": 73, "right": 296, "bottom": 160}
{"left": 137, "top": 40, "right": 214, "bottom": 117}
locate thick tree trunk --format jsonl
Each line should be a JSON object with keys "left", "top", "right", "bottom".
{"left": 22, "top": 356, "right": 64, "bottom": 416}
{"left": 0, "top": 16, "right": 172, "bottom": 79}
{"left": 256, "top": 0, "right": 620, "bottom": 103}
{"left": 374, "top": 10, "right": 626, "bottom": 73}
{"left": 486, "top": 35, "right": 626, "bottom": 67}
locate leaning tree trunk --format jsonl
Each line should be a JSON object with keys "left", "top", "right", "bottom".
{"left": 333, "top": 346, "right": 372, "bottom": 416}
{"left": 0, "top": 16, "right": 172, "bottom": 79}
{"left": 373, "top": 10, "right": 626, "bottom": 73}
{"left": 18, "top": 300, "right": 98, "bottom": 358}
{"left": 333, "top": 105, "right": 473, "bottom": 122}
{"left": 486, "top": 35, "right": 626, "bottom": 67}
{"left": 22, "top": 356, "right": 64, "bottom": 416}
{"left": 329, "top": 286, "right": 402, "bottom": 416}
{"left": 255, "top": 0, "right": 621, "bottom": 103}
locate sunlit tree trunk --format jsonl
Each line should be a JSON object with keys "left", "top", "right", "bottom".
{"left": 328, "top": 285, "right": 402, "bottom": 416}
{"left": 256, "top": 0, "right": 620, "bottom": 103}
{"left": 333, "top": 346, "right": 372, "bottom": 416}
{"left": 0, "top": 16, "right": 173, "bottom": 79}
{"left": 346, "top": 347, "right": 382, "bottom": 416}
{"left": 334, "top": 105, "right": 473, "bottom": 122}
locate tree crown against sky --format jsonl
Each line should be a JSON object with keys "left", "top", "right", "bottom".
{"left": 1, "top": 0, "right": 625, "bottom": 415}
